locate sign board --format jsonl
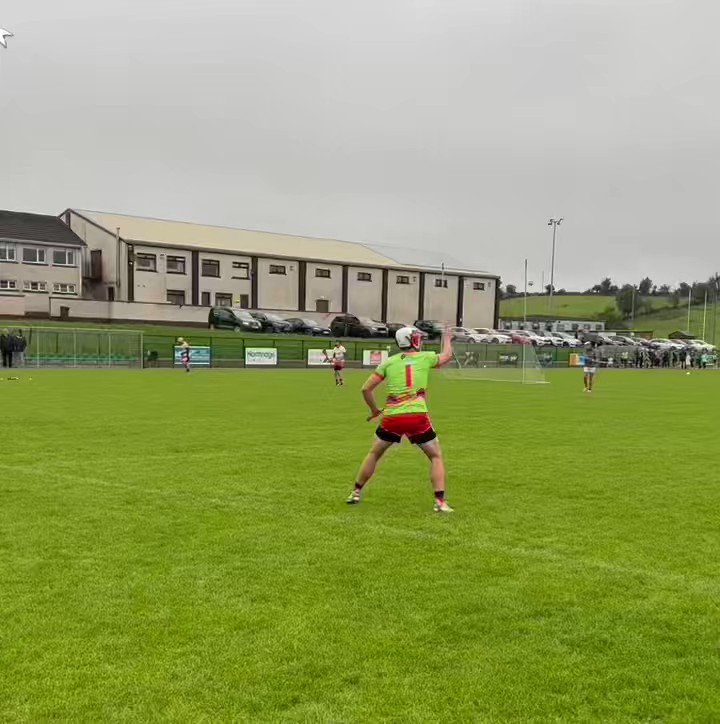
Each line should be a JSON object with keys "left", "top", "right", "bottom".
{"left": 307, "top": 349, "right": 332, "bottom": 366}
{"left": 173, "top": 345, "right": 211, "bottom": 367}
{"left": 569, "top": 353, "right": 582, "bottom": 367}
{"left": 362, "top": 350, "right": 389, "bottom": 367}
{"left": 245, "top": 348, "right": 278, "bottom": 366}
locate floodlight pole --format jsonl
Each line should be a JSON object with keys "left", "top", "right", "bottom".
{"left": 702, "top": 287, "right": 708, "bottom": 340}
{"left": 687, "top": 289, "right": 692, "bottom": 334}
{"left": 547, "top": 218, "right": 563, "bottom": 315}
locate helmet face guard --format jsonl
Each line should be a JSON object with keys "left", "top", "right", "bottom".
{"left": 396, "top": 326, "right": 423, "bottom": 350}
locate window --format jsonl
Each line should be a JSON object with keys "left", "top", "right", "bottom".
{"left": 316, "top": 299, "right": 329, "bottom": 313}
{"left": 52, "top": 282, "right": 77, "bottom": 294}
{"left": 435, "top": 278, "right": 448, "bottom": 288}
{"left": 201, "top": 291, "right": 211, "bottom": 306}
{"left": 473, "top": 282, "right": 485, "bottom": 291}
{"left": 238, "top": 294, "right": 249, "bottom": 309}
{"left": 167, "top": 290, "right": 185, "bottom": 305}
{"left": 215, "top": 293, "right": 232, "bottom": 306}
{"left": 0, "top": 243, "right": 17, "bottom": 262}
{"left": 0, "top": 279, "right": 17, "bottom": 290}
{"left": 202, "top": 259, "right": 220, "bottom": 277}
{"left": 166, "top": 256, "right": 186, "bottom": 274}
{"left": 135, "top": 253, "right": 157, "bottom": 271}
{"left": 269, "top": 264, "right": 286, "bottom": 275}
{"left": 22, "top": 247, "right": 46, "bottom": 264}
{"left": 23, "top": 280, "right": 47, "bottom": 292}
{"left": 52, "top": 249, "right": 75, "bottom": 266}
{"left": 232, "top": 261, "right": 250, "bottom": 279}
{"left": 357, "top": 272, "right": 372, "bottom": 282}
{"left": 108, "top": 286, "right": 115, "bottom": 302}
{"left": 396, "top": 275, "right": 410, "bottom": 285}
{"left": 315, "top": 268, "right": 331, "bottom": 278}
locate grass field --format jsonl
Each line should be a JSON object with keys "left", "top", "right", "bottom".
{"left": 1, "top": 368, "right": 719, "bottom": 720}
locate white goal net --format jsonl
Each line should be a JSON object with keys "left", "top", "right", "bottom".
{"left": 442, "top": 342, "right": 548, "bottom": 384}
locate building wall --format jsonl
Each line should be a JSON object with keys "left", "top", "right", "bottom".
{"left": 0, "top": 239, "right": 83, "bottom": 313}
{"left": 461, "top": 276, "right": 496, "bottom": 328}
{"left": 347, "top": 266, "right": 382, "bottom": 320}
{"left": 386, "top": 270, "right": 420, "bottom": 324}
{"left": 48, "top": 297, "right": 209, "bottom": 324}
{"left": 67, "top": 212, "right": 119, "bottom": 300}
{"left": 197, "top": 251, "right": 252, "bottom": 307}
{"left": 257, "top": 257, "right": 299, "bottom": 311}
{"left": 0, "top": 294, "right": 26, "bottom": 317}
{"left": 424, "top": 273, "right": 459, "bottom": 323}
{"left": 304, "top": 261, "right": 342, "bottom": 313}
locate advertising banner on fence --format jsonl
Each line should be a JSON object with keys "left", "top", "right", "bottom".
{"left": 173, "top": 345, "right": 211, "bottom": 367}
{"left": 362, "top": 350, "right": 389, "bottom": 367}
{"left": 245, "top": 348, "right": 278, "bottom": 366}
{"left": 307, "top": 349, "right": 332, "bottom": 366}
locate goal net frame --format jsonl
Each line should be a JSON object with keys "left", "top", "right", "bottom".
{"left": 443, "top": 341, "right": 549, "bottom": 384}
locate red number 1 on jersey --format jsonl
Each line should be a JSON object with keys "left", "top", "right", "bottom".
{"left": 405, "top": 363, "right": 413, "bottom": 388}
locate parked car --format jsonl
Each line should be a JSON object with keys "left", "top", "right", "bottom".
{"left": 208, "top": 307, "right": 262, "bottom": 332}
{"left": 330, "top": 314, "right": 388, "bottom": 338}
{"left": 515, "top": 330, "right": 552, "bottom": 346}
{"left": 449, "top": 326, "right": 484, "bottom": 343}
{"left": 550, "top": 331, "right": 584, "bottom": 347}
{"left": 250, "top": 311, "right": 292, "bottom": 333}
{"left": 284, "top": 318, "right": 332, "bottom": 336}
{"left": 687, "top": 338, "right": 716, "bottom": 352}
{"left": 472, "top": 328, "right": 512, "bottom": 344}
{"left": 611, "top": 335, "right": 643, "bottom": 347}
{"left": 414, "top": 320, "right": 444, "bottom": 339}
{"left": 501, "top": 330, "right": 533, "bottom": 345}
{"left": 384, "top": 322, "right": 408, "bottom": 337}
{"left": 650, "top": 338, "right": 684, "bottom": 350}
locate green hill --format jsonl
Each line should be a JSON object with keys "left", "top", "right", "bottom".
{"left": 499, "top": 294, "right": 672, "bottom": 319}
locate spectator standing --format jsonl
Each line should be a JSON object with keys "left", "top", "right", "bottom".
{"left": 13, "top": 329, "right": 27, "bottom": 367}
{"left": 0, "top": 329, "right": 11, "bottom": 368}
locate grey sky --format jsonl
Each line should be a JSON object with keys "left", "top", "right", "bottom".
{"left": 2, "top": 0, "right": 718, "bottom": 289}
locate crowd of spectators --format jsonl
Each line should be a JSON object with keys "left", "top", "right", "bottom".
{"left": 0, "top": 329, "right": 28, "bottom": 368}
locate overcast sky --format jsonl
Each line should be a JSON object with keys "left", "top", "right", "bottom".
{"left": 1, "top": 0, "right": 718, "bottom": 289}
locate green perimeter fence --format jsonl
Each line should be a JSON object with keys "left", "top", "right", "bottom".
{"left": 3, "top": 327, "right": 576, "bottom": 368}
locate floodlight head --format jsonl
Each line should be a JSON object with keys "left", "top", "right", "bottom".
{"left": 558, "top": 218, "right": 564, "bottom": 224}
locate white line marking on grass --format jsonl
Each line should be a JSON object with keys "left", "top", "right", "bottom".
{"left": 343, "top": 519, "right": 720, "bottom": 597}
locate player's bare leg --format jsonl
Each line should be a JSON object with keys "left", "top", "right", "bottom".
{"left": 419, "top": 439, "right": 453, "bottom": 512}
{"left": 347, "top": 437, "right": 393, "bottom": 504}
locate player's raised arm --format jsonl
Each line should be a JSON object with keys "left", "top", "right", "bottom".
{"left": 437, "top": 326, "right": 453, "bottom": 367}
{"left": 362, "top": 372, "right": 384, "bottom": 420}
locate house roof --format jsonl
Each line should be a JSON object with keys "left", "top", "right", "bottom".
{"left": 0, "top": 210, "right": 85, "bottom": 247}
{"left": 69, "top": 210, "right": 495, "bottom": 277}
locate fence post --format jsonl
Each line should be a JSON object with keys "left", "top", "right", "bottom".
{"left": 73, "top": 330, "right": 77, "bottom": 368}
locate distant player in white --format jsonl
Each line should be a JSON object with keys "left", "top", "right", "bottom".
{"left": 583, "top": 349, "right": 597, "bottom": 392}
{"left": 178, "top": 337, "right": 190, "bottom": 373}
{"left": 327, "top": 341, "right": 346, "bottom": 386}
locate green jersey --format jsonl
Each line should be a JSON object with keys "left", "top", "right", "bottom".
{"left": 374, "top": 351, "right": 439, "bottom": 417}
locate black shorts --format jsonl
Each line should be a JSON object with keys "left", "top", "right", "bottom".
{"left": 376, "top": 413, "right": 438, "bottom": 445}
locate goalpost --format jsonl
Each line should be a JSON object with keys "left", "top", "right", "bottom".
{"left": 441, "top": 342, "right": 549, "bottom": 384}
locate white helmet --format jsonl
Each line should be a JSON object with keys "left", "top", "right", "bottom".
{"left": 395, "top": 326, "right": 423, "bottom": 350}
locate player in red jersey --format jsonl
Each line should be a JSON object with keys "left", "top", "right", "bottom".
{"left": 347, "top": 325, "right": 454, "bottom": 512}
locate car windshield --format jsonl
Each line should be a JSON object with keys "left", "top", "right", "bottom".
{"left": 303, "top": 319, "right": 320, "bottom": 326}
{"left": 266, "top": 314, "right": 284, "bottom": 322}
{"left": 232, "top": 310, "right": 253, "bottom": 321}
{"left": 360, "top": 318, "right": 377, "bottom": 325}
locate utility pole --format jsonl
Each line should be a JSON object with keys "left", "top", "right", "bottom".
{"left": 547, "top": 218, "right": 563, "bottom": 315}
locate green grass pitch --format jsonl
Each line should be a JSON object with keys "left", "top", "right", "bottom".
{"left": 1, "top": 368, "right": 718, "bottom": 721}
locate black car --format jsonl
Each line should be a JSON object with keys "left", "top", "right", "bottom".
{"left": 208, "top": 307, "right": 262, "bottom": 332}
{"left": 414, "top": 319, "right": 443, "bottom": 339}
{"left": 250, "top": 311, "right": 292, "bottom": 333}
{"left": 284, "top": 317, "right": 332, "bottom": 336}
{"left": 330, "top": 314, "right": 388, "bottom": 338}
{"left": 384, "top": 322, "right": 407, "bottom": 337}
